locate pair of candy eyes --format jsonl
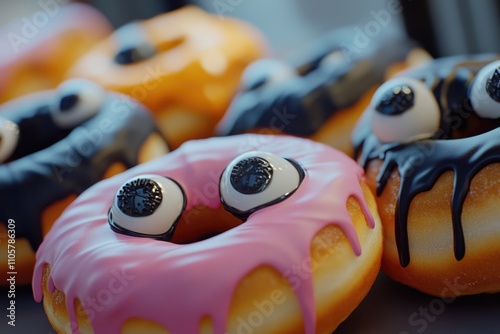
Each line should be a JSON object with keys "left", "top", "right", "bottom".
{"left": 0, "top": 80, "right": 105, "bottom": 163}
{"left": 241, "top": 50, "right": 346, "bottom": 91}
{"left": 370, "top": 60, "right": 500, "bottom": 144}
{"left": 108, "top": 152, "right": 305, "bottom": 241}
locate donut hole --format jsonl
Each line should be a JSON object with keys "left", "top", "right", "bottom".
{"left": 170, "top": 205, "right": 243, "bottom": 244}
{"left": 447, "top": 110, "right": 500, "bottom": 140}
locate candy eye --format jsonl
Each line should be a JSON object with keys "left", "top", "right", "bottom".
{"left": 317, "top": 50, "right": 347, "bottom": 70}
{"left": 240, "top": 59, "right": 297, "bottom": 91}
{"left": 220, "top": 151, "right": 305, "bottom": 220}
{"left": 370, "top": 77, "right": 441, "bottom": 143}
{"left": 469, "top": 60, "right": 500, "bottom": 119}
{"left": 108, "top": 175, "right": 186, "bottom": 240}
{"left": 50, "top": 79, "right": 105, "bottom": 129}
{"left": 114, "top": 43, "right": 156, "bottom": 65}
{"left": 0, "top": 118, "right": 19, "bottom": 163}
{"left": 113, "top": 23, "right": 157, "bottom": 65}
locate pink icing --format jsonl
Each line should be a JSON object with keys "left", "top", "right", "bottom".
{"left": 33, "top": 134, "right": 374, "bottom": 334}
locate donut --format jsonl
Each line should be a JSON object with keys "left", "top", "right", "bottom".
{"left": 33, "top": 134, "right": 382, "bottom": 333}
{"left": 216, "top": 32, "right": 428, "bottom": 156}
{"left": 0, "top": 3, "right": 111, "bottom": 103}
{"left": 67, "top": 5, "right": 268, "bottom": 149}
{"left": 0, "top": 79, "right": 169, "bottom": 285}
{"left": 352, "top": 53, "right": 500, "bottom": 297}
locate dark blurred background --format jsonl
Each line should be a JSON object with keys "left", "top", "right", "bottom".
{"left": 91, "top": 0, "right": 500, "bottom": 57}
{"left": 400, "top": 0, "right": 500, "bottom": 57}
{"left": 83, "top": 0, "right": 500, "bottom": 57}
{"left": 3, "top": 0, "right": 499, "bottom": 58}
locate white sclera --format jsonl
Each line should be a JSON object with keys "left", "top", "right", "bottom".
{"left": 220, "top": 151, "right": 301, "bottom": 213}
{"left": 469, "top": 60, "right": 500, "bottom": 119}
{"left": 318, "top": 50, "right": 349, "bottom": 70}
{"left": 370, "top": 77, "right": 441, "bottom": 144}
{"left": 240, "top": 59, "right": 297, "bottom": 91}
{"left": 50, "top": 79, "right": 105, "bottom": 129}
{"left": 111, "top": 174, "right": 185, "bottom": 236}
{"left": 0, "top": 118, "right": 19, "bottom": 163}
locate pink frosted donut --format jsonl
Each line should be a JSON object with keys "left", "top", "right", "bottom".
{"left": 33, "top": 134, "right": 382, "bottom": 333}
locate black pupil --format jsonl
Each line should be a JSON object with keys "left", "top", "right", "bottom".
{"left": 247, "top": 76, "right": 267, "bottom": 91}
{"left": 114, "top": 44, "right": 155, "bottom": 65}
{"left": 230, "top": 157, "right": 273, "bottom": 194}
{"left": 486, "top": 68, "right": 500, "bottom": 102}
{"left": 117, "top": 178, "right": 163, "bottom": 217}
{"left": 375, "top": 84, "right": 415, "bottom": 116}
{"left": 60, "top": 94, "right": 79, "bottom": 112}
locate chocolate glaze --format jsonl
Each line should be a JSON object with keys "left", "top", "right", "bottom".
{"left": 217, "top": 34, "right": 417, "bottom": 136}
{"left": 354, "top": 54, "right": 500, "bottom": 267}
{"left": 0, "top": 92, "right": 166, "bottom": 249}
{"left": 2, "top": 102, "right": 71, "bottom": 161}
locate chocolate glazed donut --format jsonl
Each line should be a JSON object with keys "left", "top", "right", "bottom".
{"left": 0, "top": 79, "right": 168, "bottom": 284}
{"left": 216, "top": 33, "right": 420, "bottom": 154}
{"left": 353, "top": 53, "right": 500, "bottom": 295}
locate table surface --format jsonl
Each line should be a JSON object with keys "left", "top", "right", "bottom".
{"left": 2, "top": 270, "right": 499, "bottom": 334}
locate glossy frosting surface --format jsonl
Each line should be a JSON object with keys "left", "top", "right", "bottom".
{"left": 353, "top": 54, "right": 500, "bottom": 266}
{"left": 216, "top": 34, "right": 416, "bottom": 136}
{"left": 0, "top": 89, "right": 161, "bottom": 249}
{"left": 34, "top": 134, "right": 373, "bottom": 334}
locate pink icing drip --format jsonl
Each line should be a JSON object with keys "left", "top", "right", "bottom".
{"left": 33, "top": 134, "right": 373, "bottom": 334}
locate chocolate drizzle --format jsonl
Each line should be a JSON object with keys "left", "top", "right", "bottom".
{"left": 217, "top": 34, "right": 417, "bottom": 136}
{"left": 354, "top": 54, "right": 500, "bottom": 267}
{"left": 2, "top": 104, "right": 71, "bottom": 161}
{"left": 0, "top": 92, "right": 166, "bottom": 249}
